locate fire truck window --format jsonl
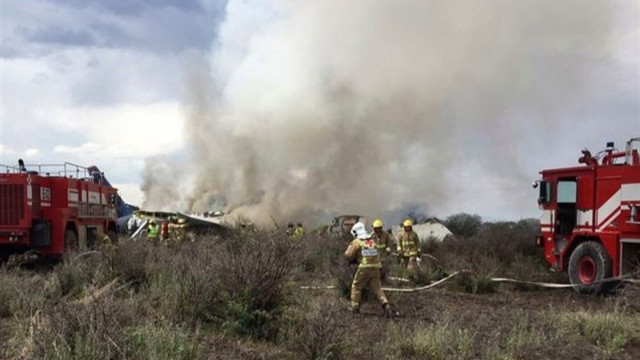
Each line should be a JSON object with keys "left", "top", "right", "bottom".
{"left": 538, "top": 181, "right": 550, "bottom": 204}
{"left": 557, "top": 181, "right": 577, "bottom": 203}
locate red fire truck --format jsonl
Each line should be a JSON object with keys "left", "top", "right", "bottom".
{"left": 535, "top": 137, "right": 640, "bottom": 293}
{"left": 0, "top": 162, "right": 119, "bottom": 260}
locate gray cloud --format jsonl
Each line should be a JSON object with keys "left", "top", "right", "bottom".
{"left": 7, "top": 0, "right": 227, "bottom": 56}
{"left": 18, "top": 25, "right": 97, "bottom": 47}
{"left": 47, "top": 0, "right": 208, "bottom": 16}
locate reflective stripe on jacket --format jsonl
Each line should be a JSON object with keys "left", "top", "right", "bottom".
{"left": 372, "top": 231, "right": 392, "bottom": 252}
{"left": 345, "top": 238, "right": 382, "bottom": 269}
{"left": 148, "top": 224, "right": 160, "bottom": 238}
{"left": 397, "top": 231, "right": 419, "bottom": 257}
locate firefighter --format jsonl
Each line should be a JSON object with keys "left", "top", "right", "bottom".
{"left": 293, "top": 222, "right": 305, "bottom": 239}
{"left": 147, "top": 219, "right": 160, "bottom": 244}
{"left": 345, "top": 222, "right": 394, "bottom": 318}
{"left": 397, "top": 219, "right": 420, "bottom": 271}
{"left": 174, "top": 218, "right": 187, "bottom": 244}
{"left": 160, "top": 218, "right": 170, "bottom": 244}
{"left": 96, "top": 231, "right": 116, "bottom": 254}
{"left": 371, "top": 219, "right": 392, "bottom": 281}
{"left": 372, "top": 219, "right": 392, "bottom": 253}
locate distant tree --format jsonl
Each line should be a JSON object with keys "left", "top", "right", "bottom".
{"left": 444, "top": 213, "right": 482, "bottom": 238}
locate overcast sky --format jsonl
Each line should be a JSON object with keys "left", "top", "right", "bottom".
{"left": 0, "top": 0, "right": 227, "bottom": 204}
{"left": 1, "top": 0, "right": 638, "bottom": 223}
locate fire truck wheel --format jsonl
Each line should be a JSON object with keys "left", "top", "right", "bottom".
{"left": 64, "top": 229, "right": 79, "bottom": 253}
{"left": 568, "top": 241, "right": 612, "bottom": 294}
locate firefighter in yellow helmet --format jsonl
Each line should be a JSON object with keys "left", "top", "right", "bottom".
{"left": 371, "top": 219, "right": 392, "bottom": 281}
{"left": 397, "top": 219, "right": 420, "bottom": 271}
{"left": 345, "top": 222, "right": 394, "bottom": 318}
{"left": 173, "top": 218, "right": 187, "bottom": 245}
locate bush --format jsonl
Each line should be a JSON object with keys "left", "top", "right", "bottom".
{"left": 142, "top": 242, "right": 219, "bottom": 325}
{"left": 557, "top": 310, "right": 634, "bottom": 357}
{"left": 122, "top": 323, "right": 198, "bottom": 360}
{"left": 280, "top": 296, "right": 346, "bottom": 360}
{"left": 111, "top": 241, "right": 153, "bottom": 289}
{"left": 443, "top": 213, "right": 482, "bottom": 238}
{"left": 56, "top": 252, "right": 115, "bottom": 299}
{"left": 10, "top": 294, "right": 134, "bottom": 360}
{"left": 212, "top": 228, "right": 300, "bottom": 339}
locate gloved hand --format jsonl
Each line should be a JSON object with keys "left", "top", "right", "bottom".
{"left": 416, "top": 257, "right": 421, "bottom": 263}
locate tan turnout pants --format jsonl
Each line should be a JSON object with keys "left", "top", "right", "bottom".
{"left": 350, "top": 267, "right": 388, "bottom": 309}
{"left": 400, "top": 256, "right": 418, "bottom": 272}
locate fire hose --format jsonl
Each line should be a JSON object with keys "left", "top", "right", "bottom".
{"left": 301, "top": 271, "right": 639, "bottom": 292}
{"left": 300, "top": 254, "right": 640, "bottom": 292}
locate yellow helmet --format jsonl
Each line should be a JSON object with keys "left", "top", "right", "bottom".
{"left": 372, "top": 219, "right": 384, "bottom": 228}
{"left": 178, "top": 218, "right": 186, "bottom": 224}
{"left": 403, "top": 219, "right": 413, "bottom": 227}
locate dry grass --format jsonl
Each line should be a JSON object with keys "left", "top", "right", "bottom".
{"left": 1, "top": 217, "right": 640, "bottom": 359}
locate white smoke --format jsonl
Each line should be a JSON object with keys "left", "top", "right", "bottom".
{"left": 143, "top": 0, "right": 615, "bottom": 225}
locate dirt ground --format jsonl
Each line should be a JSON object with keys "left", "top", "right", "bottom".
{"left": 199, "top": 284, "right": 640, "bottom": 360}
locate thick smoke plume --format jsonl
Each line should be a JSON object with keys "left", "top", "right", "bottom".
{"left": 143, "top": 0, "right": 614, "bottom": 225}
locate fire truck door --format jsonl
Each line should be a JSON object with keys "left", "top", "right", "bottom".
{"left": 576, "top": 174, "right": 595, "bottom": 229}
{"left": 556, "top": 178, "right": 577, "bottom": 236}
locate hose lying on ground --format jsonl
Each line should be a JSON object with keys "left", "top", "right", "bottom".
{"left": 301, "top": 270, "right": 640, "bottom": 292}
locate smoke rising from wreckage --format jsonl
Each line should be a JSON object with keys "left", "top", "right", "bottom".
{"left": 140, "top": 1, "right": 618, "bottom": 225}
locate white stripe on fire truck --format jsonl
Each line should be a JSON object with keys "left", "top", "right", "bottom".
{"left": 68, "top": 189, "right": 79, "bottom": 203}
{"left": 88, "top": 191, "right": 100, "bottom": 204}
{"left": 621, "top": 183, "right": 640, "bottom": 201}
{"left": 597, "top": 189, "right": 621, "bottom": 230}
{"left": 598, "top": 205, "right": 621, "bottom": 232}
{"left": 41, "top": 202, "right": 51, "bottom": 207}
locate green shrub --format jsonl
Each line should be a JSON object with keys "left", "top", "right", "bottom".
{"left": 211, "top": 228, "right": 299, "bottom": 339}
{"left": 558, "top": 310, "right": 634, "bottom": 357}
{"left": 454, "top": 272, "right": 496, "bottom": 294}
{"left": 122, "top": 323, "right": 198, "bottom": 360}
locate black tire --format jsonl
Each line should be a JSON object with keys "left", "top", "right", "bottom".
{"left": 568, "top": 241, "right": 613, "bottom": 294}
{"left": 64, "top": 229, "right": 78, "bottom": 253}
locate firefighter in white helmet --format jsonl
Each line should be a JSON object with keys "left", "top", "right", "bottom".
{"left": 397, "top": 219, "right": 420, "bottom": 271}
{"left": 344, "top": 222, "right": 394, "bottom": 317}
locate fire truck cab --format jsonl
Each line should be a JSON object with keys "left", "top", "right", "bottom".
{"left": 0, "top": 162, "right": 119, "bottom": 260}
{"left": 535, "top": 137, "right": 640, "bottom": 293}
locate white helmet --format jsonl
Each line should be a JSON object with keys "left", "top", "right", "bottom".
{"left": 350, "top": 222, "right": 368, "bottom": 240}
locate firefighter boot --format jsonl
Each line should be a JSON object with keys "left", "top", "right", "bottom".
{"left": 348, "top": 305, "right": 360, "bottom": 314}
